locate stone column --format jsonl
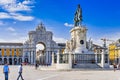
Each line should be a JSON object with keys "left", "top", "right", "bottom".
{"left": 22, "top": 54, "right": 24, "bottom": 63}
{"left": 17, "top": 57, "right": 19, "bottom": 65}
{"left": 2, "top": 57, "right": 3, "bottom": 65}
{"left": 45, "top": 51, "right": 49, "bottom": 65}
{"left": 52, "top": 52, "right": 54, "bottom": 65}
{"left": 12, "top": 58, "right": 14, "bottom": 65}
{"left": 31, "top": 50, "right": 35, "bottom": 65}
{"left": 105, "top": 50, "right": 110, "bottom": 68}
{"left": 7, "top": 57, "right": 8, "bottom": 64}
{"left": 31, "top": 51, "right": 33, "bottom": 64}
{"left": 57, "top": 50, "right": 60, "bottom": 64}
{"left": 107, "top": 53, "right": 110, "bottom": 67}
{"left": 95, "top": 53, "right": 97, "bottom": 63}
{"left": 33, "top": 50, "right": 36, "bottom": 65}
{"left": 101, "top": 50, "right": 105, "bottom": 68}
{"left": 69, "top": 51, "right": 72, "bottom": 69}
{"left": 48, "top": 51, "right": 51, "bottom": 65}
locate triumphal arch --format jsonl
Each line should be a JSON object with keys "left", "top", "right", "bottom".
{"left": 24, "top": 23, "right": 58, "bottom": 65}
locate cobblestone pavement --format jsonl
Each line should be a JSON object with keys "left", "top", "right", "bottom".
{"left": 0, "top": 66, "right": 120, "bottom": 80}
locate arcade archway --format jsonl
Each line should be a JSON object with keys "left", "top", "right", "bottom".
{"left": 0, "top": 58, "right": 2, "bottom": 65}
{"left": 4, "top": 58, "right": 7, "bottom": 64}
{"left": 36, "top": 42, "right": 46, "bottom": 65}
{"left": 18, "top": 58, "right": 22, "bottom": 64}
{"left": 14, "top": 58, "right": 17, "bottom": 65}
{"left": 24, "top": 58, "right": 28, "bottom": 63}
{"left": 9, "top": 58, "right": 12, "bottom": 65}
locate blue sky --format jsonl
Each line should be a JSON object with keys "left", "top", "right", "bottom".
{"left": 0, "top": 0, "right": 120, "bottom": 45}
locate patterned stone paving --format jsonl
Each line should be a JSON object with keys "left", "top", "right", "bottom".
{"left": 0, "top": 66, "right": 120, "bottom": 80}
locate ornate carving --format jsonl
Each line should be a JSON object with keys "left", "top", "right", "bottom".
{"left": 65, "top": 41, "right": 70, "bottom": 51}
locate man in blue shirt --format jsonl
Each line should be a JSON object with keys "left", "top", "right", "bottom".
{"left": 3, "top": 63, "right": 9, "bottom": 80}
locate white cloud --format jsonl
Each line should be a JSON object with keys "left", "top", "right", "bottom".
{"left": 0, "top": 12, "right": 11, "bottom": 19}
{"left": 0, "top": 0, "right": 15, "bottom": 5}
{"left": 0, "top": 0, "right": 34, "bottom": 21}
{"left": 102, "top": 32, "right": 120, "bottom": 43}
{"left": 10, "top": 36, "right": 27, "bottom": 43}
{"left": 22, "top": 0, "right": 33, "bottom": 5}
{"left": 0, "top": 39, "right": 7, "bottom": 42}
{"left": 0, "top": 0, "right": 33, "bottom": 12}
{"left": 53, "top": 37, "right": 67, "bottom": 43}
{"left": 0, "top": 36, "right": 27, "bottom": 43}
{"left": 7, "top": 27, "right": 15, "bottom": 32}
{"left": 91, "top": 32, "right": 120, "bottom": 46}
{"left": 4, "top": 2, "right": 31, "bottom": 12}
{"left": 64, "top": 23, "right": 74, "bottom": 27}
{"left": 11, "top": 13, "right": 34, "bottom": 21}
{"left": 0, "top": 12, "right": 34, "bottom": 21}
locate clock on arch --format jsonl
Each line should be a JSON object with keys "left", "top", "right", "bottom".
{"left": 80, "top": 40, "right": 84, "bottom": 45}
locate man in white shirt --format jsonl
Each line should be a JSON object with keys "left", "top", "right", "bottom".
{"left": 17, "top": 64, "right": 24, "bottom": 80}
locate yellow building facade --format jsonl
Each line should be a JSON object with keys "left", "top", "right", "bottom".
{"left": 0, "top": 43, "right": 24, "bottom": 65}
{"left": 109, "top": 43, "right": 119, "bottom": 64}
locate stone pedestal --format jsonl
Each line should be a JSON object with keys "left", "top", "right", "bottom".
{"left": 70, "top": 26, "right": 87, "bottom": 49}
{"left": 101, "top": 50, "right": 110, "bottom": 68}
{"left": 70, "top": 26, "right": 93, "bottom": 54}
{"left": 56, "top": 50, "right": 72, "bottom": 70}
{"left": 74, "top": 45, "right": 88, "bottom": 53}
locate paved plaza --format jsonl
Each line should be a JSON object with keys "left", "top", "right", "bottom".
{"left": 0, "top": 66, "right": 120, "bottom": 80}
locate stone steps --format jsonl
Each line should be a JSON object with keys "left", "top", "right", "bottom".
{"left": 39, "top": 64, "right": 56, "bottom": 70}
{"left": 73, "top": 63, "right": 102, "bottom": 69}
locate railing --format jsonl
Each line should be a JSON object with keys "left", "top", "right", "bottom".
{"left": 59, "top": 54, "right": 69, "bottom": 63}
{"left": 57, "top": 53, "right": 109, "bottom": 64}
{"left": 72, "top": 54, "right": 95, "bottom": 64}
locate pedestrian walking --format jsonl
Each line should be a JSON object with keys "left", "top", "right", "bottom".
{"left": 113, "top": 63, "right": 117, "bottom": 72}
{"left": 3, "top": 62, "right": 9, "bottom": 80}
{"left": 17, "top": 64, "right": 24, "bottom": 80}
{"left": 35, "top": 63, "right": 38, "bottom": 70}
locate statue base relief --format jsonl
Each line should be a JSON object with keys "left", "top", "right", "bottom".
{"left": 64, "top": 49, "right": 69, "bottom": 53}
{"left": 74, "top": 45, "right": 94, "bottom": 54}
{"left": 74, "top": 45, "right": 87, "bottom": 53}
